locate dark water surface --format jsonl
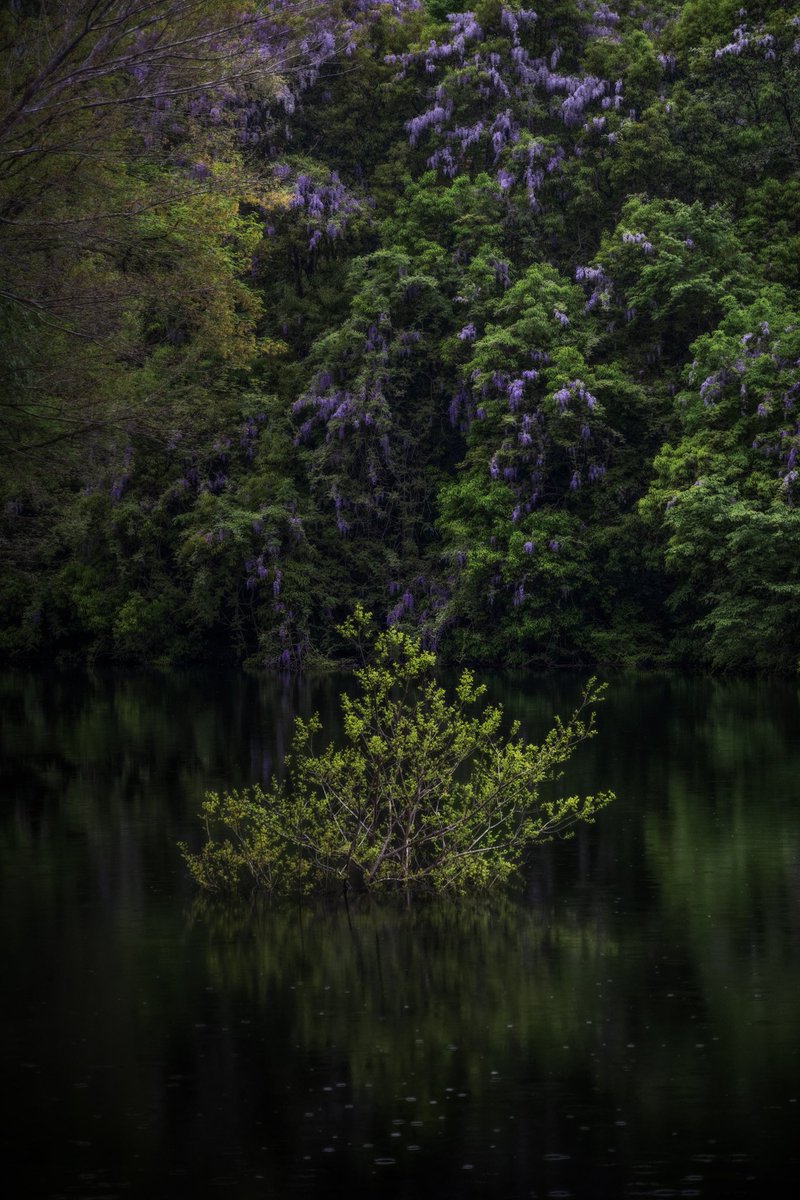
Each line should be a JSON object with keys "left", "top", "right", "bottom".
{"left": 1, "top": 669, "right": 799, "bottom": 1198}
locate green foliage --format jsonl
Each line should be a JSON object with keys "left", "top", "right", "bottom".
{"left": 741, "top": 180, "right": 800, "bottom": 289}
{"left": 640, "top": 290, "right": 800, "bottom": 670}
{"left": 3, "top": 0, "right": 800, "bottom": 673}
{"left": 181, "top": 606, "right": 613, "bottom": 893}
{"left": 595, "top": 198, "right": 756, "bottom": 363}
{"left": 424, "top": 0, "right": 471, "bottom": 17}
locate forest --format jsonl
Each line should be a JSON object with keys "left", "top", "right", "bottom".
{"left": 2, "top": 0, "right": 799, "bottom": 673}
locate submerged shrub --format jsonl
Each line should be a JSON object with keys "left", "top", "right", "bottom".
{"left": 181, "top": 606, "right": 613, "bottom": 894}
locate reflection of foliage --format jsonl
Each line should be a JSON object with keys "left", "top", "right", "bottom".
{"left": 188, "top": 891, "right": 625, "bottom": 1106}
{"left": 5, "top": 668, "right": 800, "bottom": 1191}
{"left": 182, "top": 607, "right": 613, "bottom": 893}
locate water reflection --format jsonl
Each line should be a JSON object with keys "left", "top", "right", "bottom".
{"left": 1, "top": 669, "right": 799, "bottom": 1197}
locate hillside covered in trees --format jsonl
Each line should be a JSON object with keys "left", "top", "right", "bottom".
{"left": 2, "top": 0, "right": 799, "bottom": 672}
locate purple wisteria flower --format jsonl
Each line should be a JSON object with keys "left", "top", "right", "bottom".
{"left": 391, "top": 3, "right": 627, "bottom": 196}
{"left": 290, "top": 170, "right": 365, "bottom": 250}
{"left": 622, "top": 231, "right": 654, "bottom": 253}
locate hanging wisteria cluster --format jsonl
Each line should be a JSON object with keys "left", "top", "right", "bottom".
{"left": 140, "top": 1, "right": 426, "bottom": 167}
{"left": 457, "top": 355, "right": 610, "bottom": 532}
{"left": 291, "top": 315, "right": 415, "bottom": 534}
{"left": 287, "top": 169, "right": 369, "bottom": 251}
{"left": 242, "top": 493, "right": 311, "bottom": 667}
{"left": 389, "top": 4, "right": 627, "bottom": 199}
{"left": 680, "top": 317, "right": 800, "bottom": 499}
{"left": 385, "top": 573, "right": 452, "bottom": 644}
{"left": 574, "top": 263, "right": 613, "bottom": 311}
{"left": 580, "top": 3, "right": 621, "bottom": 43}
{"left": 620, "top": 230, "right": 654, "bottom": 254}
{"left": 744, "top": 328, "right": 799, "bottom": 496}
{"left": 711, "top": 11, "right": 800, "bottom": 63}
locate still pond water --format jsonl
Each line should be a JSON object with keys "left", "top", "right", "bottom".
{"left": 1, "top": 669, "right": 799, "bottom": 1198}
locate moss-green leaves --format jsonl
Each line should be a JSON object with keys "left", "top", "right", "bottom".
{"left": 182, "top": 606, "right": 613, "bottom": 894}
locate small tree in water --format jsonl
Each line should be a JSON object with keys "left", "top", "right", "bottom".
{"left": 181, "top": 606, "right": 614, "bottom": 894}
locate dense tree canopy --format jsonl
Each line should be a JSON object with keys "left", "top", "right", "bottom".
{"left": 2, "top": 0, "right": 799, "bottom": 672}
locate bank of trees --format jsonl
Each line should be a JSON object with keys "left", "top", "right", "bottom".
{"left": 2, "top": 0, "right": 799, "bottom": 672}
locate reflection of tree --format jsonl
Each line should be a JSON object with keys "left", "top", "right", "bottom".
{"left": 0, "top": 667, "right": 341, "bottom": 916}
{"left": 642, "top": 678, "right": 800, "bottom": 1099}
{"left": 187, "top": 864, "right": 800, "bottom": 1190}
{"left": 186, "top": 894, "right": 631, "bottom": 1186}
{"left": 193, "top": 896, "right": 621, "bottom": 1091}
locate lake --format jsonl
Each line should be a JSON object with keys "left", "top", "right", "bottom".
{"left": 1, "top": 668, "right": 799, "bottom": 1197}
